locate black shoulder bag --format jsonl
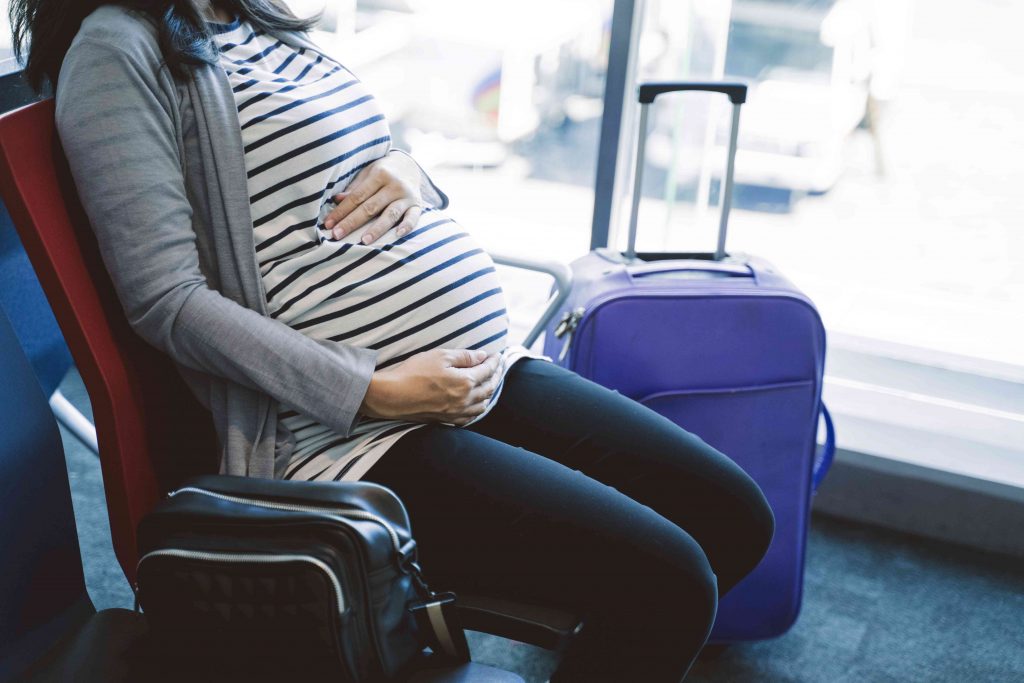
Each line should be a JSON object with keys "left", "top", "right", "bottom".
{"left": 134, "top": 474, "right": 469, "bottom": 682}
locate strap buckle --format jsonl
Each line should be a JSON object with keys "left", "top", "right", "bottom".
{"left": 409, "top": 592, "right": 471, "bottom": 663}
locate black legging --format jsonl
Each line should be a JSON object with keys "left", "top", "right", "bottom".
{"left": 364, "top": 359, "right": 774, "bottom": 682}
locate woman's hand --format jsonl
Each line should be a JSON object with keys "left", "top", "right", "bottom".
{"left": 359, "top": 349, "right": 502, "bottom": 426}
{"left": 323, "top": 151, "right": 426, "bottom": 244}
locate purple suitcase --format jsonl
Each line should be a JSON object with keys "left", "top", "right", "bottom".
{"left": 541, "top": 82, "right": 834, "bottom": 641}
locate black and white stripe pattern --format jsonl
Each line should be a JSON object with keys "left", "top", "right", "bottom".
{"left": 212, "top": 18, "right": 543, "bottom": 482}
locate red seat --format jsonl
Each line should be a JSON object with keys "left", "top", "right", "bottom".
{"left": 0, "top": 99, "right": 217, "bottom": 587}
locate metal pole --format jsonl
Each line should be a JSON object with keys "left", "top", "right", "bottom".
{"left": 624, "top": 102, "right": 649, "bottom": 261}
{"left": 50, "top": 389, "right": 99, "bottom": 454}
{"left": 715, "top": 102, "right": 742, "bottom": 260}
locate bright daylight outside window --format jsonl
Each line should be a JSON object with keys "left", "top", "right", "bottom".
{"left": 295, "top": 0, "right": 613, "bottom": 339}
{"left": 2, "top": 0, "right": 1019, "bottom": 483}
{"left": 613, "top": 0, "right": 1024, "bottom": 485}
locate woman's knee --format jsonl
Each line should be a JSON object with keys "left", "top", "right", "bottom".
{"left": 631, "top": 528, "right": 720, "bottom": 633}
{"left": 661, "top": 438, "right": 775, "bottom": 588}
{"left": 649, "top": 556, "right": 718, "bottom": 657}
{"left": 683, "top": 438, "right": 776, "bottom": 554}
{"left": 674, "top": 549, "right": 719, "bottom": 635}
{"left": 710, "top": 471, "right": 776, "bottom": 593}
{"left": 749, "top": 481, "right": 776, "bottom": 555}
{"left": 731, "top": 468, "right": 776, "bottom": 564}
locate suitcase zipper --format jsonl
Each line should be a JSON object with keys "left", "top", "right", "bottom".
{"left": 136, "top": 548, "right": 346, "bottom": 613}
{"left": 168, "top": 486, "right": 403, "bottom": 555}
{"left": 558, "top": 286, "right": 821, "bottom": 368}
{"left": 554, "top": 306, "right": 586, "bottom": 362}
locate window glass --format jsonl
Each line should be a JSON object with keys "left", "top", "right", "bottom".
{"left": 621, "top": 0, "right": 1024, "bottom": 371}
{"left": 725, "top": 18, "right": 834, "bottom": 80}
{"left": 612, "top": 0, "right": 1024, "bottom": 481}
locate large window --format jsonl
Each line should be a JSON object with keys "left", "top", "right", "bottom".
{"left": 249, "top": 0, "right": 1024, "bottom": 484}
{"left": 610, "top": 0, "right": 1024, "bottom": 484}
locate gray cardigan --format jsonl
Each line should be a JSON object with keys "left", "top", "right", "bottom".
{"left": 55, "top": 7, "right": 448, "bottom": 479}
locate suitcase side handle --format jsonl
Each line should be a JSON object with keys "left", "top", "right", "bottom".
{"left": 638, "top": 81, "right": 748, "bottom": 105}
{"left": 812, "top": 403, "right": 836, "bottom": 492}
{"left": 626, "top": 81, "right": 747, "bottom": 263}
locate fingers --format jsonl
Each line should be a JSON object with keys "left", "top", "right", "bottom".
{"left": 323, "top": 167, "right": 385, "bottom": 233}
{"left": 445, "top": 348, "right": 489, "bottom": 368}
{"left": 323, "top": 163, "right": 389, "bottom": 235}
{"left": 449, "top": 400, "right": 490, "bottom": 426}
{"left": 393, "top": 203, "right": 422, "bottom": 239}
{"left": 356, "top": 198, "right": 421, "bottom": 245}
{"left": 466, "top": 368, "right": 500, "bottom": 405}
{"left": 450, "top": 397, "right": 493, "bottom": 423}
{"left": 439, "top": 350, "right": 499, "bottom": 425}
{"left": 327, "top": 185, "right": 400, "bottom": 240}
{"left": 323, "top": 159, "right": 421, "bottom": 241}
{"left": 449, "top": 352, "right": 500, "bottom": 388}
{"left": 398, "top": 349, "right": 501, "bottom": 426}
{"left": 464, "top": 353, "right": 501, "bottom": 385}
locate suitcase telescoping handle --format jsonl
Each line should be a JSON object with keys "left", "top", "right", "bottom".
{"left": 625, "top": 81, "right": 748, "bottom": 262}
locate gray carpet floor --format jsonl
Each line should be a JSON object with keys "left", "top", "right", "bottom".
{"left": 57, "top": 369, "right": 1024, "bottom": 682}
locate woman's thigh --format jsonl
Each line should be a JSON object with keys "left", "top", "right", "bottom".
{"left": 468, "top": 359, "right": 775, "bottom": 594}
{"left": 362, "top": 423, "right": 716, "bottom": 617}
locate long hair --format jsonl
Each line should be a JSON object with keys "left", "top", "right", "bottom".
{"left": 9, "top": 0, "right": 317, "bottom": 90}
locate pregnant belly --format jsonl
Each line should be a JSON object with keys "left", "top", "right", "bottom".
{"left": 261, "top": 209, "right": 511, "bottom": 366}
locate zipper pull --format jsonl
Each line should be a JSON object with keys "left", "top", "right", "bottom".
{"left": 554, "top": 307, "right": 585, "bottom": 362}
{"left": 553, "top": 310, "right": 572, "bottom": 338}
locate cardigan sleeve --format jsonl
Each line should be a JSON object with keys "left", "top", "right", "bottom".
{"left": 55, "top": 37, "right": 378, "bottom": 438}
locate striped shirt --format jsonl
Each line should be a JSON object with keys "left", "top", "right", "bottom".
{"left": 210, "top": 18, "right": 543, "bottom": 482}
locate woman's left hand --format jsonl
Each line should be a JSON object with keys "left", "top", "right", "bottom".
{"left": 322, "top": 151, "right": 425, "bottom": 244}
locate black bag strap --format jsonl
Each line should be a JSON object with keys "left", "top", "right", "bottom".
{"left": 403, "top": 553, "right": 471, "bottom": 663}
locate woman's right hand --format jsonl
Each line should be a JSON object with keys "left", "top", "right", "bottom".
{"left": 359, "top": 349, "right": 502, "bottom": 426}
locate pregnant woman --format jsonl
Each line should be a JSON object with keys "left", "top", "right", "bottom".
{"left": 13, "top": 1, "right": 774, "bottom": 680}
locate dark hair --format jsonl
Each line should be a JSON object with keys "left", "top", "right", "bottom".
{"left": 9, "top": 0, "right": 317, "bottom": 90}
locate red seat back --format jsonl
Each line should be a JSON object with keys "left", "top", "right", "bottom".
{"left": 0, "top": 99, "right": 217, "bottom": 585}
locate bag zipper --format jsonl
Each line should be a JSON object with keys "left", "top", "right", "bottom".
{"left": 158, "top": 487, "right": 442, "bottom": 670}
{"left": 163, "top": 487, "right": 402, "bottom": 671}
{"left": 136, "top": 548, "right": 346, "bottom": 613}
{"left": 168, "top": 486, "right": 403, "bottom": 554}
